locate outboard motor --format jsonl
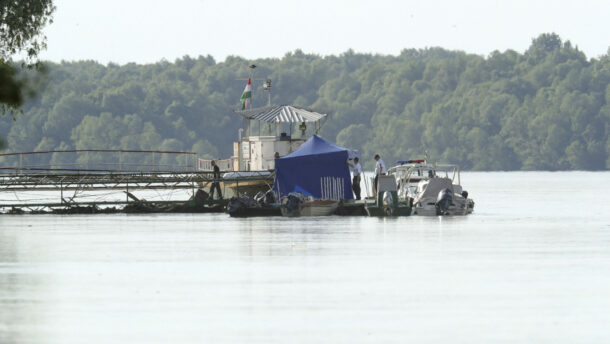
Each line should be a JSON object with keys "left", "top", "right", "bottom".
{"left": 435, "top": 188, "right": 453, "bottom": 215}
{"left": 283, "top": 193, "right": 303, "bottom": 216}
{"left": 382, "top": 191, "right": 394, "bottom": 216}
{"left": 227, "top": 197, "right": 243, "bottom": 215}
{"left": 264, "top": 190, "right": 276, "bottom": 205}
{"left": 254, "top": 191, "right": 266, "bottom": 205}
{"left": 407, "top": 196, "right": 414, "bottom": 208}
{"left": 383, "top": 191, "right": 393, "bottom": 206}
{"left": 227, "top": 195, "right": 257, "bottom": 216}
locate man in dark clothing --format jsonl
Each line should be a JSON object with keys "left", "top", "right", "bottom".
{"left": 373, "top": 154, "right": 386, "bottom": 195}
{"left": 347, "top": 157, "right": 362, "bottom": 200}
{"left": 209, "top": 160, "right": 222, "bottom": 199}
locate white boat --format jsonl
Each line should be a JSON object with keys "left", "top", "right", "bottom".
{"left": 280, "top": 193, "right": 339, "bottom": 217}
{"left": 387, "top": 160, "right": 475, "bottom": 216}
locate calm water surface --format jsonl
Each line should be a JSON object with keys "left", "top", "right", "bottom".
{"left": 1, "top": 172, "right": 609, "bottom": 343}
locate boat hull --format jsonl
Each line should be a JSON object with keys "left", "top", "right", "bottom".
{"left": 281, "top": 200, "right": 339, "bottom": 217}
{"left": 412, "top": 200, "right": 474, "bottom": 216}
{"left": 229, "top": 206, "right": 281, "bottom": 218}
{"left": 365, "top": 204, "right": 412, "bottom": 217}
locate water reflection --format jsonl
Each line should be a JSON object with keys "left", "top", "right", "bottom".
{"left": 0, "top": 172, "right": 609, "bottom": 343}
{"left": 0, "top": 225, "right": 48, "bottom": 344}
{"left": 237, "top": 217, "right": 366, "bottom": 257}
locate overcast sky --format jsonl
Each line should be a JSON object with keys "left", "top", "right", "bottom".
{"left": 39, "top": 0, "right": 610, "bottom": 65}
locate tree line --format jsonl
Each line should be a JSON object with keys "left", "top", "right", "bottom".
{"left": 1, "top": 33, "right": 609, "bottom": 170}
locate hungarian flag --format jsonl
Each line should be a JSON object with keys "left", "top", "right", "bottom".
{"left": 240, "top": 78, "right": 252, "bottom": 110}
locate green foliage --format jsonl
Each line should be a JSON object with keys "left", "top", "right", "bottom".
{"left": 0, "top": 0, "right": 55, "bottom": 118}
{"left": 0, "top": 62, "right": 21, "bottom": 106}
{"left": 0, "top": 0, "right": 55, "bottom": 61}
{"left": 0, "top": 33, "right": 608, "bottom": 170}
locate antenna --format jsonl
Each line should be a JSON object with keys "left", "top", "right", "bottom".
{"left": 263, "top": 79, "right": 272, "bottom": 106}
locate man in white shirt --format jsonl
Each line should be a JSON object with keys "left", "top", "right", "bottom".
{"left": 374, "top": 154, "right": 386, "bottom": 194}
{"left": 347, "top": 157, "right": 363, "bottom": 200}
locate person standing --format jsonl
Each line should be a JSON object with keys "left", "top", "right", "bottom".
{"left": 374, "top": 154, "right": 386, "bottom": 194}
{"left": 347, "top": 157, "right": 362, "bottom": 200}
{"left": 209, "top": 160, "right": 222, "bottom": 200}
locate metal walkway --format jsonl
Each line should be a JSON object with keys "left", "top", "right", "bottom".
{"left": 0, "top": 170, "right": 274, "bottom": 212}
{"left": 0, "top": 149, "right": 273, "bottom": 213}
{"left": 1, "top": 171, "right": 216, "bottom": 192}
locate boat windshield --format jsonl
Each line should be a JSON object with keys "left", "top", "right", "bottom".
{"left": 388, "top": 163, "right": 461, "bottom": 198}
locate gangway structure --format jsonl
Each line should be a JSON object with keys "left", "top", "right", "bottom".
{"left": 0, "top": 149, "right": 272, "bottom": 213}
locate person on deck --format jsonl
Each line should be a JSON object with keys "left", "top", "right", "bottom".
{"left": 347, "top": 157, "right": 362, "bottom": 200}
{"left": 374, "top": 154, "right": 386, "bottom": 194}
{"left": 209, "top": 160, "right": 222, "bottom": 200}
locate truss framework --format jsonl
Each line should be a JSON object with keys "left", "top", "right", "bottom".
{"left": 0, "top": 170, "right": 274, "bottom": 210}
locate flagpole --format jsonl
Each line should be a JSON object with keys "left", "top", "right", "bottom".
{"left": 248, "top": 64, "right": 255, "bottom": 137}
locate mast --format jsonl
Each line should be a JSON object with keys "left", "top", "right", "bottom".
{"left": 248, "top": 64, "right": 255, "bottom": 136}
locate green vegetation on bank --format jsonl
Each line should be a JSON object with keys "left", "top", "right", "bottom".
{"left": 1, "top": 33, "right": 609, "bottom": 170}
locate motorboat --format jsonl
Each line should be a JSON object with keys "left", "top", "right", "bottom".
{"left": 226, "top": 190, "right": 281, "bottom": 217}
{"left": 387, "top": 160, "right": 474, "bottom": 216}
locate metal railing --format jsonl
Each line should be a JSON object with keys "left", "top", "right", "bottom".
{"left": 197, "top": 158, "right": 235, "bottom": 172}
{"left": 0, "top": 149, "right": 198, "bottom": 173}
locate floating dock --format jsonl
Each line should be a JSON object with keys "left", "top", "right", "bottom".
{"left": 0, "top": 149, "right": 370, "bottom": 216}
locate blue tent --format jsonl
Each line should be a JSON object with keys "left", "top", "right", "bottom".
{"left": 274, "top": 135, "right": 354, "bottom": 200}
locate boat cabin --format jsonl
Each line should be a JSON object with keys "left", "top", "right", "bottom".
{"left": 387, "top": 161, "right": 462, "bottom": 200}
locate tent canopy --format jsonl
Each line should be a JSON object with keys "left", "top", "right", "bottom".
{"left": 274, "top": 135, "right": 354, "bottom": 200}
{"left": 234, "top": 105, "right": 327, "bottom": 123}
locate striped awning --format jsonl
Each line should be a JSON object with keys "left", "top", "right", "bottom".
{"left": 234, "top": 105, "right": 327, "bottom": 123}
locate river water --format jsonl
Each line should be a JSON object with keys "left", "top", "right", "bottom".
{"left": 1, "top": 172, "right": 609, "bottom": 343}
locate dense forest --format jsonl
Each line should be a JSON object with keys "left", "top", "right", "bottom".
{"left": 0, "top": 33, "right": 609, "bottom": 170}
